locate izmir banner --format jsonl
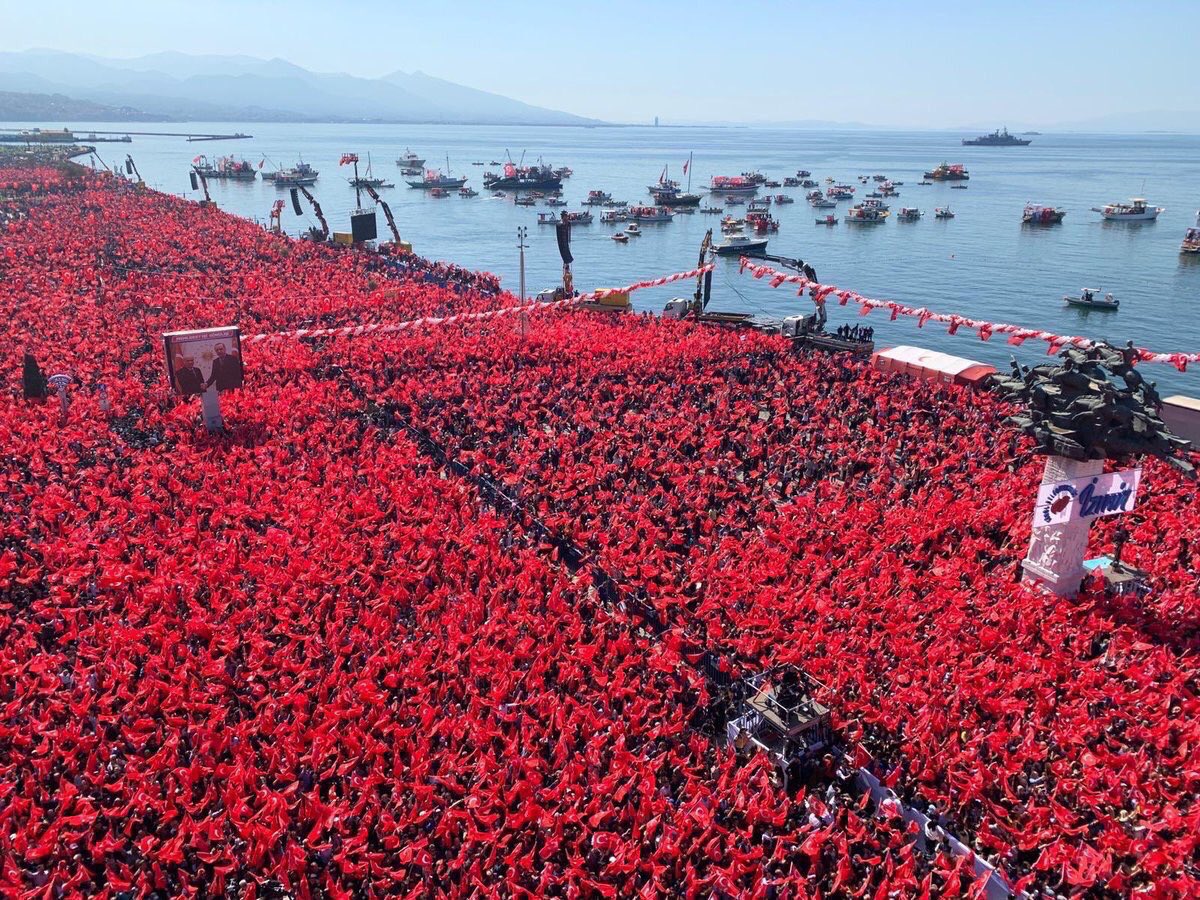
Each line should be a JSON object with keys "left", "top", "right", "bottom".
{"left": 1033, "top": 467, "right": 1141, "bottom": 529}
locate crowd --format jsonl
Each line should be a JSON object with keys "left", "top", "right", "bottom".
{"left": 2, "top": 165, "right": 1198, "bottom": 897}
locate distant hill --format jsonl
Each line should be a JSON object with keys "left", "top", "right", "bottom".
{"left": 0, "top": 50, "right": 598, "bottom": 126}
{"left": 0, "top": 90, "right": 165, "bottom": 122}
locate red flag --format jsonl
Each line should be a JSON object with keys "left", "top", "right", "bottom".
{"left": 682, "top": 159, "right": 689, "bottom": 175}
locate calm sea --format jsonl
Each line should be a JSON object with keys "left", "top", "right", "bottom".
{"left": 37, "top": 121, "right": 1200, "bottom": 394}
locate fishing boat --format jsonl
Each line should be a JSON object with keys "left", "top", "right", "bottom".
{"left": 629, "top": 205, "right": 674, "bottom": 223}
{"left": 924, "top": 162, "right": 970, "bottom": 181}
{"left": 783, "top": 177, "right": 802, "bottom": 187}
{"left": 861, "top": 199, "right": 890, "bottom": 212}
{"left": 583, "top": 190, "right": 612, "bottom": 206}
{"left": 459, "top": 187, "right": 479, "bottom": 198}
{"left": 866, "top": 191, "right": 883, "bottom": 199}
{"left": 401, "top": 166, "right": 422, "bottom": 176}
{"left": 625, "top": 223, "right": 642, "bottom": 236}
{"left": 1023, "top": 204, "right": 1066, "bottom": 225}
{"left": 406, "top": 156, "right": 467, "bottom": 190}
{"left": 700, "top": 206, "right": 723, "bottom": 214}
{"left": 514, "top": 196, "right": 537, "bottom": 207}
{"left": 845, "top": 205, "right": 889, "bottom": 224}
{"left": 800, "top": 179, "right": 819, "bottom": 188}
{"left": 725, "top": 196, "right": 746, "bottom": 207}
{"left": 1064, "top": 288, "right": 1119, "bottom": 310}
{"left": 775, "top": 194, "right": 795, "bottom": 204}
{"left": 612, "top": 232, "right": 629, "bottom": 243}
{"left": 897, "top": 207, "right": 922, "bottom": 221}
{"left": 601, "top": 210, "right": 628, "bottom": 223}
{"left": 811, "top": 197, "right": 837, "bottom": 209}
{"left": 538, "top": 210, "right": 592, "bottom": 225}
{"left": 747, "top": 212, "right": 779, "bottom": 233}
{"left": 748, "top": 198, "right": 771, "bottom": 211}
{"left": 602, "top": 199, "right": 628, "bottom": 208}
{"left": 545, "top": 196, "right": 567, "bottom": 206}
{"left": 879, "top": 181, "right": 898, "bottom": 196}
{"left": 209, "top": 156, "right": 257, "bottom": 180}
{"left": 1092, "top": 198, "right": 1163, "bottom": 222}
{"left": 349, "top": 153, "right": 394, "bottom": 189}
{"left": 553, "top": 166, "right": 573, "bottom": 179}
{"left": 651, "top": 158, "right": 703, "bottom": 207}
{"left": 934, "top": 207, "right": 955, "bottom": 219}
{"left": 710, "top": 176, "right": 759, "bottom": 195}
{"left": 274, "top": 160, "right": 319, "bottom": 187}
{"left": 396, "top": 148, "right": 426, "bottom": 168}
{"left": 827, "top": 186, "right": 855, "bottom": 201}
{"left": 796, "top": 170, "right": 811, "bottom": 178}
{"left": 1182, "top": 212, "right": 1200, "bottom": 254}
{"left": 711, "top": 232, "right": 769, "bottom": 255}
{"left": 763, "top": 180, "right": 781, "bottom": 188}
{"left": 816, "top": 214, "right": 838, "bottom": 226}
{"left": 484, "top": 160, "right": 563, "bottom": 191}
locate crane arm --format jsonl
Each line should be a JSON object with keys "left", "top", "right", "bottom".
{"left": 297, "top": 186, "right": 329, "bottom": 241}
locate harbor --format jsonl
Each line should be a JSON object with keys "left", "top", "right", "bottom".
{"left": 68, "top": 120, "right": 1200, "bottom": 394}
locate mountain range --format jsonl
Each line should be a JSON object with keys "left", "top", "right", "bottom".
{"left": 0, "top": 50, "right": 596, "bottom": 125}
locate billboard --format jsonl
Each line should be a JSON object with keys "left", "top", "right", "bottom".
{"left": 1033, "top": 467, "right": 1141, "bottom": 529}
{"left": 163, "top": 327, "right": 244, "bottom": 397}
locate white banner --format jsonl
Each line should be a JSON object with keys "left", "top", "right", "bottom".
{"left": 1033, "top": 467, "right": 1141, "bottom": 529}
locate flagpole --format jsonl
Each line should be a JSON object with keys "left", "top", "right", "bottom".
{"left": 686, "top": 151, "right": 693, "bottom": 193}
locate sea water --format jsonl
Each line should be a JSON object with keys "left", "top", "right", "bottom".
{"left": 42, "top": 121, "right": 1200, "bottom": 394}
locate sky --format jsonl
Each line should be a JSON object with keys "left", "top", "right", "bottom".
{"left": 3, "top": 0, "right": 1197, "bottom": 127}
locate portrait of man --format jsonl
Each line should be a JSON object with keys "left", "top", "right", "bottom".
{"left": 174, "top": 356, "right": 205, "bottom": 395}
{"left": 204, "top": 342, "right": 243, "bottom": 392}
{"left": 163, "top": 327, "right": 244, "bottom": 398}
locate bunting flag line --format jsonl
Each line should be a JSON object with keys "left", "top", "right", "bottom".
{"left": 245, "top": 264, "right": 715, "bottom": 344}
{"left": 737, "top": 257, "right": 1200, "bottom": 372}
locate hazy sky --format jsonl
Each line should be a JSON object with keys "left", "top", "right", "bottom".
{"left": 4, "top": 0, "right": 1195, "bottom": 126}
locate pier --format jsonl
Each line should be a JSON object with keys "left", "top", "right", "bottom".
{"left": 0, "top": 128, "right": 252, "bottom": 143}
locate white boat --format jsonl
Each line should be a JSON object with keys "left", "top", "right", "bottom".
{"left": 934, "top": 207, "right": 954, "bottom": 219}
{"left": 897, "top": 207, "right": 922, "bottom": 221}
{"left": 845, "top": 205, "right": 888, "bottom": 224}
{"left": 1092, "top": 198, "right": 1163, "bottom": 222}
{"left": 600, "top": 210, "right": 628, "bottom": 223}
{"left": 396, "top": 148, "right": 425, "bottom": 168}
{"left": 545, "top": 196, "right": 567, "bottom": 206}
{"left": 711, "top": 232, "right": 769, "bottom": 255}
{"left": 1064, "top": 288, "right": 1119, "bottom": 310}
{"left": 612, "top": 232, "right": 629, "bottom": 243}
{"left": 629, "top": 205, "right": 674, "bottom": 222}
{"left": 1182, "top": 212, "right": 1200, "bottom": 254}
{"left": 625, "top": 223, "right": 642, "bottom": 236}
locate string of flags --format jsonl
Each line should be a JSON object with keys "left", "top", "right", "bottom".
{"left": 245, "top": 264, "right": 715, "bottom": 344}
{"left": 738, "top": 257, "right": 1200, "bottom": 372}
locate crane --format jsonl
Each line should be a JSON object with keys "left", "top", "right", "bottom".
{"left": 190, "top": 164, "right": 214, "bottom": 208}
{"left": 124, "top": 155, "right": 144, "bottom": 187}
{"left": 292, "top": 185, "right": 330, "bottom": 241}
{"left": 269, "top": 199, "right": 284, "bottom": 234}
{"left": 360, "top": 182, "right": 401, "bottom": 245}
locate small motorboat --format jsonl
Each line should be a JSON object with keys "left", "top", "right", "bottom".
{"left": 950, "top": 184, "right": 968, "bottom": 190}
{"left": 1023, "top": 204, "right": 1065, "bottom": 225}
{"left": 430, "top": 187, "right": 448, "bottom": 198}
{"left": 774, "top": 194, "right": 795, "bottom": 204}
{"left": 811, "top": 197, "right": 837, "bottom": 209}
{"left": 459, "top": 187, "right": 478, "bottom": 197}
{"left": 514, "top": 196, "right": 536, "bottom": 206}
{"left": 800, "top": 179, "right": 819, "bottom": 188}
{"left": 866, "top": 191, "right": 883, "bottom": 199}
{"left": 1064, "top": 288, "right": 1119, "bottom": 310}
{"left": 545, "top": 196, "right": 567, "bottom": 206}
{"left": 763, "top": 180, "right": 781, "bottom": 188}
{"left": 796, "top": 170, "right": 811, "bottom": 177}
{"left": 897, "top": 207, "right": 922, "bottom": 221}
{"left": 612, "top": 232, "right": 630, "bottom": 243}
{"left": 1181, "top": 212, "right": 1200, "bottom": 254}
{"left": 918, "top": 180, "right": 933, "bottom": 186}
{"left": 934, "top": 207, "right": 955, "bottom": 219}
{"left": 600, "top": 210, "right": 628, "bottom": 223}
{"left": 725, "top": 196, "right": 745, "bottom": 206}
{"left": 472, "top": 161, "right": 485, "bottom": 166}
{"left": 700, "top": 206, "right": 724, "bottom": 214}
{"left": 625, "top": 223, "right": 642, "bottom": 236}
{"left": 816, "top": 214, "right": 838, "bottom": 226}
{"left": 711, "top": 232, "right": 769, "bottom": 255}
{"left": 492, "top": 190, "right": 506, "bottom": 198}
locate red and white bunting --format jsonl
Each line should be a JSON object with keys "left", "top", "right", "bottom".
{"left": 738, "top": 258, "right": 1200, "bottom": 372}
{"left": 245, "top": 264, "right": 715, "bottom": 344}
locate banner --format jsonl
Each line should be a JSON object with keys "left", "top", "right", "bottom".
{"left": 737, "top": 258, "right": 1200, "bottom": 371}
{"left": 1033, "top": 467, "right": 1141, "bottom": 529}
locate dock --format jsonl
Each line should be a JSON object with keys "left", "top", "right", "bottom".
{"left": 0, "top": 129, "right": 253, "bottom": 144}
